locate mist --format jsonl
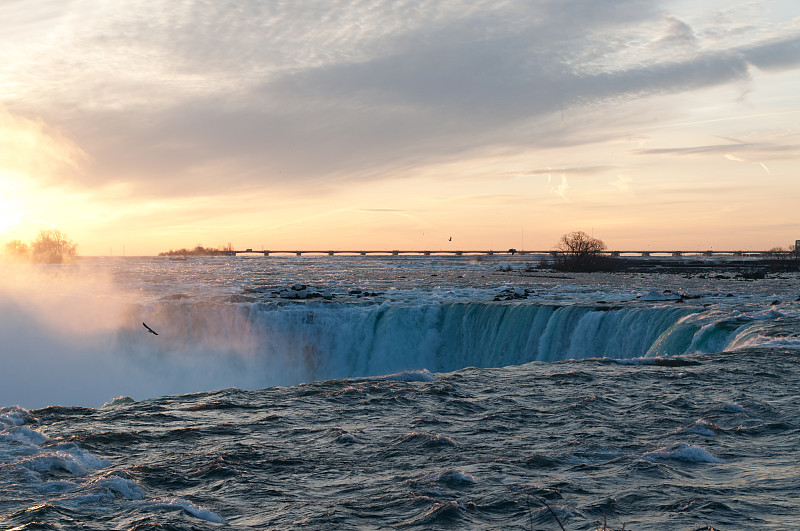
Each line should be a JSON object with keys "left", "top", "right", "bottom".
{"left": 0, "top": 262, "right": 284, "bottom": 409}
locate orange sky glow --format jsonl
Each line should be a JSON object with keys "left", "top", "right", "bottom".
{"left": 1, "top": 1, "right": 798, "bottom": 255}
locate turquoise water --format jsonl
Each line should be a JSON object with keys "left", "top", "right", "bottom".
{"left": 1, "top": 257, "right": 798, "bottom": 529}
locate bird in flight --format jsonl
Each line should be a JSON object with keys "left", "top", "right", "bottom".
{"left": 449, "top": 236, "right": 452, "bottom": 241}
{"left": 142, "top": 322, "right": 158, "bottom": 335}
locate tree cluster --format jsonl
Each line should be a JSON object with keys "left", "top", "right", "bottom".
{"left": 767, "top": 243, "right": 800, "bottom": 271}
{"left": 551, "top": 231, "right": 613, "bottom": 272}
{"left": 2, "top": 229, "right": 78, "bottom": 264}
{"left": 158, "top": 244, "right": 234, "bottom": 256}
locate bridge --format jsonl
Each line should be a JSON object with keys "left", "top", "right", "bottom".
{"left": 210, "top": 249, "right": 782, "bottom": 257}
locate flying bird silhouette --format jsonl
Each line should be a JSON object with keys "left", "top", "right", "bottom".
{"left": 142, "top": 322, "right": 158, "bottom": 335}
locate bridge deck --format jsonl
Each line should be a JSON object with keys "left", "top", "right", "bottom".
{"left": 215, "top": 250, "right": 779, "bottom": 257}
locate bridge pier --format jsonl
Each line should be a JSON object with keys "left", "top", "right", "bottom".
{"left": 328, "top": 251, "right": 334, "bottom": 256}
{"left": 296, "top": 252, "right": 302, "bottom": 256}
{"left": 641, "top": 252, "right": 650, "bottom": 257}
{"left": 672, "top": 251, "right": 682, "bottom": 257}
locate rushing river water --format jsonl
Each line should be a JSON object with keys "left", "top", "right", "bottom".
{"left": 1, "top": 256, "right": 798, "bottom": 529}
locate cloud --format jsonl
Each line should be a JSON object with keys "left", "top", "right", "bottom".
{"left": 609, "top": 175, "right": 633, "bottom": 191}
{"left": 741, "top": 34, "right": 800, "bottom": 71}
{"left": 552, "top": 175, "right": 570, "bottom": 201}
{"left": 84, "top": 42, "right": 757, "bottom": 197}
{"left": 520, "top": 166, "right": 612, "bottom": 176}
{"left": 652, "top": 15, "right": 698, "bottom": 51}
{"left": 633, "top": 142, "right": 798, "bottom": 159}
{"left": 723, "top": 154, "right": 774, "bottom": 175}
{"left": 0, "top": 106, "right": 87, "bottom": 183}
{"left": 2, "top": 0, "right": 799, "bottom": 199}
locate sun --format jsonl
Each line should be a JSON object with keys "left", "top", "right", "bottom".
{"left": 0, "top": 108, "right": 87, "bottom": 241}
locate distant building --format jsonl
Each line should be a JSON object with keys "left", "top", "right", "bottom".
{"left": 796, "top": 240, "right": 800, "bottom": 252}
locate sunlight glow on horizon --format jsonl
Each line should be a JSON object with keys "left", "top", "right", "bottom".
{"left": 1, "top": 1, "right": 798, "bottom": 255}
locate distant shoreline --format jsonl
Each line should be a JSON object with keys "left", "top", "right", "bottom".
{"left": 141, "top": 250, "right": 800, "bottom": 276}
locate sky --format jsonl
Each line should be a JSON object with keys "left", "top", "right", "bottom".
{"left": 0, "top": 0, "right": 798, "bottom": 255}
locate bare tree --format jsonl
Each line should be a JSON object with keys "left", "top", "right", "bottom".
{"left": 554, "top": 231, "right": 608, "bottom": 271}
{"left": 3, "top": 239, "right": 30, "bottom": 258}
{"left": 768, "top": 244, "right": 800, "bottom": 271}
{"left": 31, "top": 229, "right": 77, "bottom": 263}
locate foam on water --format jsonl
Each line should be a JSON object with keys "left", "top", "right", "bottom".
{"left": 89, "top": 477, "right": 145, "bottom": 500}
{"left": 0, "top": 406, "right": 30, "bottom": 426}
{"left": 20, "top": 445, "right": 108, "bottom": 476}
{"left": 643, "top": 442, "right": 725, "bottom": 463}
{"left": 102, "top": 396, "right": 136, "bottom": 407}
{"left": 369, "top": 369, "right": 437, "bottom": 382}
{"left": 0, "top": 425, "right": 49, "bottom": 446}
{"left": 0, "top": 404, "right": 226, "bottom": 527}
{"left": 137, "top": 498, "right": 226, "bottom": 524}
{"left": 35, "top": 480, "right": 78, "bottom": 494}
{"left": 336, "top": 431, "right": 357, "bottom": 443}
{"left": 667, "top": 419, "right": 719, "bottom": 437}
{"left": 641, "top": 289, "right": 682, "bottom": 301}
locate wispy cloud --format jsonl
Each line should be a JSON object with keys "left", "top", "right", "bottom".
{"left": 724, "top": 153, "right": 746, "bottom": 162}
{"left": 609, "top": 175, "right": 633, "bottom": 191}
{"left": 1, "top": 0, "right": 798, "bottom": 210}
{"left": 552, "top": 175, "right": 570, "bottom": 202}
{"left": 633, "top": 142, "right": 798, "bottom": 158}
{"left": 520, "top": 166, "right": 612, "bottom": 176}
